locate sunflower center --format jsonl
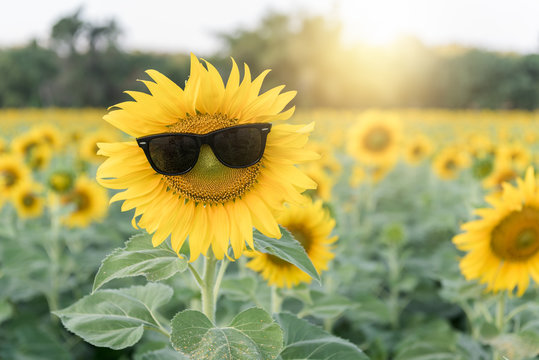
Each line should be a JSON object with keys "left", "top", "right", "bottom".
{"left": 1, "top": 169, "right": 18, "bottom": 188}
{"left": 22, "top": 193, "right": 36, "bottom": 208}
{"left": 490, "top": 207, "right": 539, "bottom": 261}
{"left": 444, "top": 159, "right": 457, "bottom": 171}
{"left": 72, "top": 191, "right": 91, "bottom": 211}
{"left": 363, "top": 127, "right": 390, "bottom": 152}
{"left": 162, "top": 114, "right": 261, "bottom": 205}
{"left": 49, "top": 172, "right": 73, "bottom": 193}
{"left": 412, "top": 145, "right": 423, "bottom": 157}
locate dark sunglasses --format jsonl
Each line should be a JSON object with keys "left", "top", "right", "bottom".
{"left": 137, "top": 123, "right": 272, "bottom": 175}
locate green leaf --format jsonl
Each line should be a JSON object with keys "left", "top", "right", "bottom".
{"left": 487, "top": 331, "right": 539, "bottom": 359}
{"left": 253, "top": 226, "right": 321, "bottom": 283}
{"left": 299, "top": 290, "right": 357, "bottom": 319}
{"left": 0, "top": 299, "right": 13, "bottom": 324}
{"left": 93, "top": 233, "right": 187, "bottom": 292}
{"left": 171, "top": 308, "right": 283, "bottom": 360}
{"left": 220, "top": 275, "right": 258, "bottom": 301}
{"left": 53, "top": 283, "right": 172, "bottom": 350}
{"left": 275, "top": 312, "right": 369, "bottom": 360}
{"left": 136, "top": 347, "right": 189, "bottom": 360}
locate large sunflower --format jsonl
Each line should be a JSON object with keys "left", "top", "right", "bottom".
{"left": 347, "top": 111, "right": 402, "bottom": 166}
{"left": 246, "top": 199, "right": 337, "bottom": 288}
{"left": 97, "top": 55, "right": 318, "bottom": 261}
{"left": 453, "top": 167, "right": 539, "bottom": 296}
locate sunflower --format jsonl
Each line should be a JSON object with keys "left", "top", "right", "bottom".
{"left": 302, "top": 165, "right": 333, "bottom": 202}
{"left": 0, "top": 154, "right": 30, "bottom": 197}
{"left": 453, "top": 167, "right": 539, "bottom": 296}
{"left": 30, "top": 124, "right": 63, "bottom": 151}
{"left": 347, "top": 111, "right": 402, "bottom": 166}
{"left": 62, "top": 176, "right": 108, "bottom": 228}
{"left": 11, "top": 181, "right": 44, "bottom": 218}
{"left": 432, "top": 147, "right": 469, "bottom": 180}
{"left": 497, "top": 143, "right": 530, "bottom": 170}
{"left": 27, "top": 144, "right": 52, "bottom": 171}
{"left": 96, "top": 55, "right": 318, "bottom": 261}
{"left": 80, "top": 131, "right": 119, "bottom": 163}
{"left": 48, "top": 170, "right": 74, "bottom": 194}
{"left": 482, "top": 160, "right": 519, "bottom": 191}
{"left": 246, "top": 199, "right": 337, "bottom": 288}
{"left": 403, "top": 134, "right": 433, "bottom": 165}
{"left": 11, "top": 131, "right": 42, "bottom": 160}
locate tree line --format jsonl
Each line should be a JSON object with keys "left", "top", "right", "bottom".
{"left": 1, "top": 9, "right": 538, "bottom": 109}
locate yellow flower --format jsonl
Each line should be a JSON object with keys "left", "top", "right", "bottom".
{"left": 97, "top": 55, "right": 318, "bottom": 261}
{"left": 30, "top": 124, "right": 63, "bottom": 151}
{"left": 11, "top": 131, "right": 41, "bottom": 160}
{"left": 432, "top": 147, "right": 469, "bottom": 180}
{"left": 62, "top": 176, "right": 108, "bottom": 228}
{"left": 0, "top": 154, "right": 30, "bottom": 197}
{"left": 48, "top": 170, "right": 74, "bottom": 194}
{"left": 453, "top": 167, "right": 539, "bottom": 296}
{"left": 246, "top": 199, "right": 337, "bottom": 288}
{"left": 403, "top": 134, "right": 433, "bottom": 165}
{"left": 302, "top": 165, "right": 333, "bottom": 202}
{"left": 12, "top": 181, "right": 44, "bottom": 218}
{"left": 497, "top": 143, "right": 530, "bottom": 171}
{"left": 482, "top": 159, "right": 519, "bottom": 191}
{"left": 80, "top": 131, "right": 119, "bottom": 163}
{"left": 347, "top": 111, "right": 402, "bottom": 166}
{"left": 27, "top": 144, "right": 52, "bottom": 171}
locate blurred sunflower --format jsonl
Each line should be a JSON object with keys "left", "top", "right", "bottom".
{"left": 62, "top": 176, "right": 108, "bottom": 228}
{"left": 403, "top": 134, "right": 433, "bottom": 165}
{"left": 347, "top": 112, "right": 402, "bottom": 166}
{"left": 482, "top": 160, "right": 519, "bottom": 191}
{"left": 246, "top": 199, "right": 337, "bottom": 288}
{"left": 432, "top": 147, "right": 469, "bottom": 180}
{"left": 31, "top": 124, "right": 63, "bottom": 151}
{"left": 453, "top": 167, "right": 539, "bottom": 296}
{"left": 27, "top": 144, "right": 52, "bottom": 171}
{"left": 497, "top": 143, "right": 530, "bottom": 170}
{"left": 12, "top": 181, "right": 44, "bottom": 218}
{"left": 48, "top": 170, "right": 74, "bottom": 194}
{"left": 0, "top": 154, "right": 30, "bottom": 197}
{"left": 97, "top": 55, "right": 318, "bottom": 261}
{"left": 11, "top": 131, "right": 41, "bottom": 160}
{"left": 80, "top": 131, "right": 119, "bottom": 163}
{"left": 302, "top": 165, "right": 333, "bottom": 202}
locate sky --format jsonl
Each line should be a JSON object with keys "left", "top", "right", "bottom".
{"left": 1, "top": 0, "right": 538, "bottom": 54}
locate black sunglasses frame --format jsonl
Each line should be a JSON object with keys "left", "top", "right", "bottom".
{"left": 136, "top": 123, "right": 272, "bottom": 176}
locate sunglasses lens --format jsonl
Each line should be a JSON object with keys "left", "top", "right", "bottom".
{"left": 213, "top": 127, "right": 264, "bottom": 167}
{"left": 148, "top": 135, "right": 199, "bottom": 174}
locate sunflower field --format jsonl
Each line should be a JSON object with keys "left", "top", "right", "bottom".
{"left": 1, "top": 58, "right": 539, "bottom": 360}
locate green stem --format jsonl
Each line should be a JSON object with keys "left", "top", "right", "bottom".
{"left": 213, "top": 258, "right": 228, "bottom": 304}
{"left": 493, "top": 293, "right": 506, "bottom": 360}
{"left": 201, "top": 252, "right": 218, "bottom": 323}
{"left": 271, "top": 286, "right": 282, "bottom": 314}
{"left": 187, "top": 263, "right": 204, "bottom": 288}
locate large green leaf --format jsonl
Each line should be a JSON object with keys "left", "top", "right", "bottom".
{"left": 253, "top": 226, "right": 320, "bottom": 283}
{"left": 53, "top": 283, "right": 172, "bottom": 350}
{"left": 93, "top": 233, "right": 187, "bottom": 292}
{"left": 298, "top": 290, "right": 358, "bottom": 319}
{"left": 135, "top": 347, "right": 189, "bottom": 360}
{"left": 171, "top": 308, "right": 283, "bottom": 360}
{"left": 275, "top": 312, "right": 369, "bottom": 359}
